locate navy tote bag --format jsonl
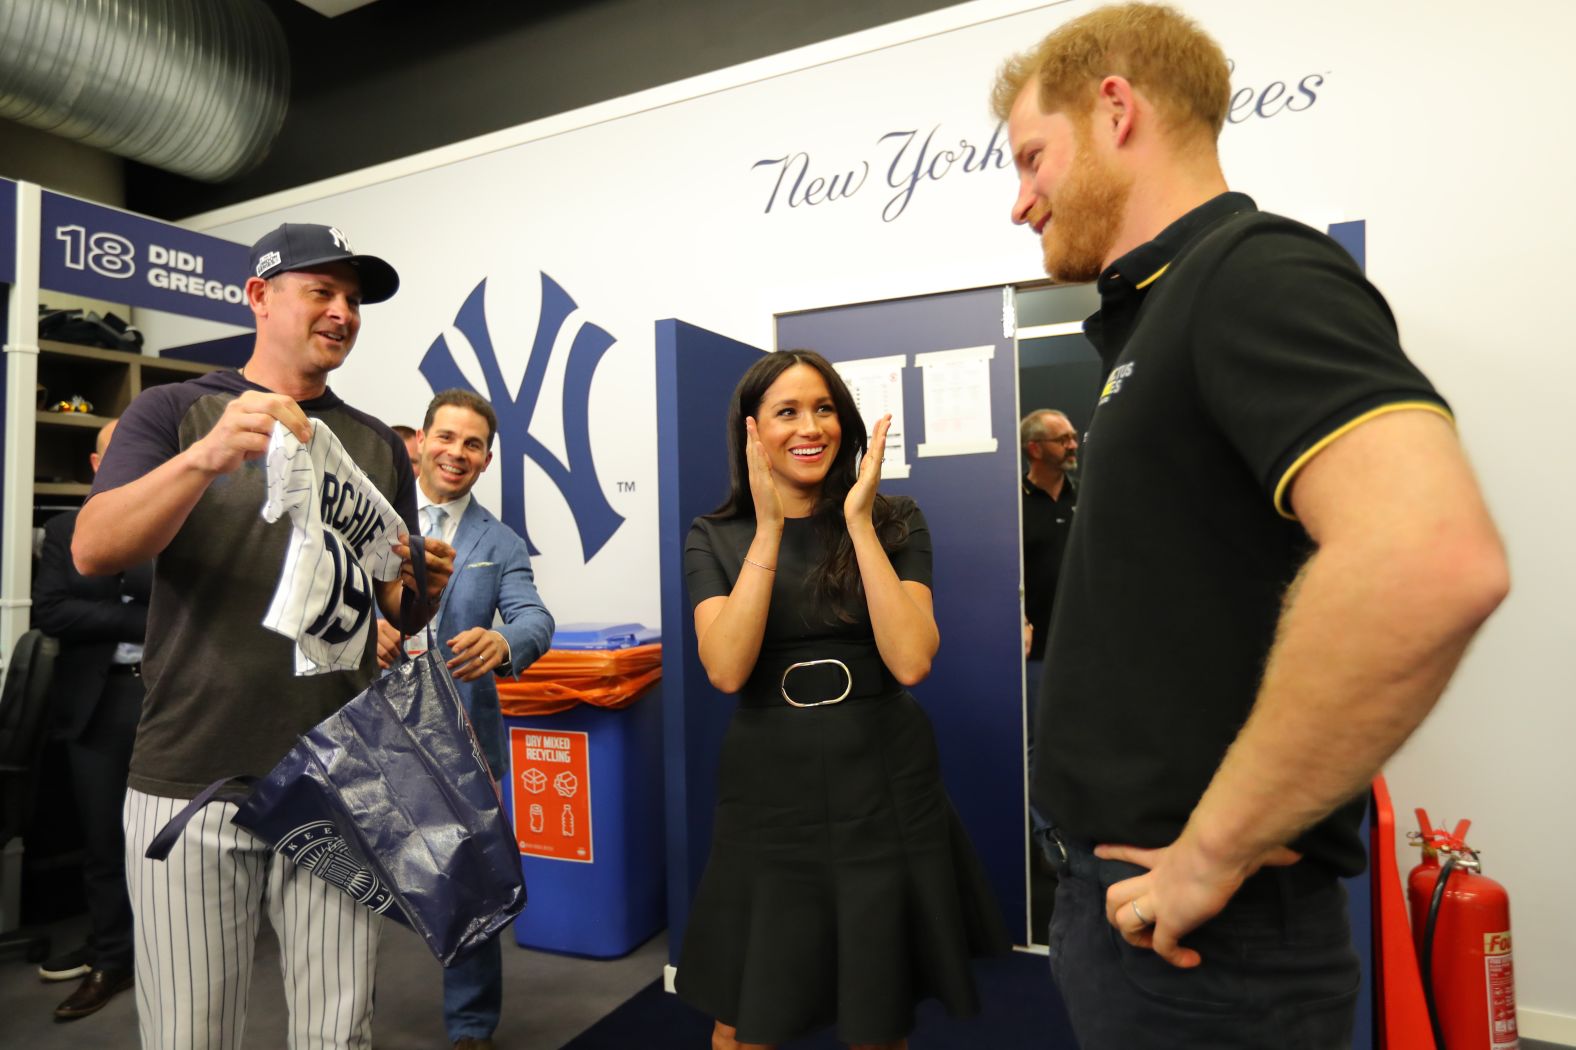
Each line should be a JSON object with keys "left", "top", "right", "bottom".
{"left": 147, "top": 537, "right": 526, "bottom": 966}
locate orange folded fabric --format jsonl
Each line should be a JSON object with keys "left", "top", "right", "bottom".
{"left": 496, "top": 643, "right": 662, "bottom": 716}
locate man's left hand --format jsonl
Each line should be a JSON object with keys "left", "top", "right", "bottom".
{"left": 447, "top": 627, "right": 510, "bottom": 681}
{"left": 1094, "top": 838, "right": 1301, "bottom": 969}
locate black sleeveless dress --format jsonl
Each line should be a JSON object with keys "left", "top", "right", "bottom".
{"left": 676, "top": 499, "right": 1009, "bottom": 1045}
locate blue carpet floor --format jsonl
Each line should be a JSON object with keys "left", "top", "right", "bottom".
{"left": 559, "top": 951, "right": 1078, "bottom": 1049}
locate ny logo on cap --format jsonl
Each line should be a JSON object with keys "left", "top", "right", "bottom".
{"left": 329, "top": 227, "right": 350, "bottom": 251}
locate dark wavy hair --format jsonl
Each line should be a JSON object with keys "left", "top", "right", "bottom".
{"left": 423, "top": 388, "right": 498, "bottom": 443}
{"left": 708, "top": 349, "right": 908, "bottom": 619}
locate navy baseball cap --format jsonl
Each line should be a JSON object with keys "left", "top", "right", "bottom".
{"left": 248, "top": 223, "right": 400, "bottom": 304}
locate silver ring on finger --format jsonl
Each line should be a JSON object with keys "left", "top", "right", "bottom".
{"left": 1131, "top": 899, "right": 1152, "bottom": 927}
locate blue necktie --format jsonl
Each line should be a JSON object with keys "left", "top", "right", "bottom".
{"left": 424, "top": 505, "right": 447, "bottom": 541}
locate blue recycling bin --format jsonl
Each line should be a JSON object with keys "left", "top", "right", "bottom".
{"left": 500, "top": 623, "right": 665, "bottom": 958}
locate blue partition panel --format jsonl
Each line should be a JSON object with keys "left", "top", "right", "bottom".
{"left": 777, "top": 288, "right": 1027, "bottom": 939}
{"left": 655, "top": 319, "right": 766, "bottom": 963}
{"left": 1328, "top": 218, "right": 1373, "bottom": 1050}
{"left": 159, "top": 333, "right": 254, "bottom": 367}
{"left": 0, "top": 295, "right": 8, "bottom": 507}
{"left": 0, "top": 178, "right": 16, "bottom": 285}
{"left": 1, "top": 178, "right": 13, "bottom": 506}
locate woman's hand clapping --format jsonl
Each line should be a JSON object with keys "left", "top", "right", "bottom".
{"left": 745, "top": 417, "right": 785, "bottom": 532}
{"left": 844, "top": 414, "right": 891, "bottom": 526}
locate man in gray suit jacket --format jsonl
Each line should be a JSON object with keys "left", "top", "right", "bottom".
{"left": 381, "top": 389, "right": 553, "bottom": 1050}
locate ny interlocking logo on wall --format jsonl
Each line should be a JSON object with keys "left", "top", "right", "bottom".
{"left": 421, "top": 273, "right": 624, "bottom": 559}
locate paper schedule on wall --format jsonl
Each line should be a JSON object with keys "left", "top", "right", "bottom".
{"left": 833, "top": 354, "right": 910, "bottom": 479}
{"left": 914, "top": 345, "right": 997, "bottom": 458}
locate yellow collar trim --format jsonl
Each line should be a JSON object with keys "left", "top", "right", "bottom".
{"left": 1133, "top": 262, "right": 1171, "bottom": 290}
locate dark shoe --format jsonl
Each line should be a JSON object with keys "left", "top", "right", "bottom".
{"left": 37, "top": 945, "right": 92, "bottom": 982}
{"left": 53, "top": 969, "right": 134, "bottom": 1022}
{"left": 453, "top": 1039, "right": 496, "bottom": 1050}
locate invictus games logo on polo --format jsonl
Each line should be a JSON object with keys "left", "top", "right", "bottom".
{"left": 1099, "top": 363, "right": 1135, "bottom": 405}
{"left": 420, "top": 273, "right": 625, "bottom": 560}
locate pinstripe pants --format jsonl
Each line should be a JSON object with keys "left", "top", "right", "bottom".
{"left": 124, "top": 788, "right": 383, "bottom": 1050}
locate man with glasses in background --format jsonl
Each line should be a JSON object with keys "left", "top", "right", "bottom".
{"left": 1019, "top": 409, "right": 1080, "bottom": 935}
{"left": 1020, "top": 408, "right": 1079, "bottom": 705}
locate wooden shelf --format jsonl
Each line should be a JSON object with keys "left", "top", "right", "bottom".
{"left": 31, "top": 341, "right": 225, "bottom": 511}
{"left": 37, "top": 410, "right": 115, "bottom": 429}
{"left": 36, "top": 339, "right": 141, "bottom": 363}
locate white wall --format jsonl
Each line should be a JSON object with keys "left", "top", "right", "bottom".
{"left": 154, "top": 0, "right": 1576, "bottom": 1037}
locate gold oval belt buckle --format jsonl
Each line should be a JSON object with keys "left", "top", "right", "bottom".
{"left": 780, "top": 658, "right": 852, "bottom": 708}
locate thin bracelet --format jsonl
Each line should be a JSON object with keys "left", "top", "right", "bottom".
{"left": 743, "top": 556, "right": 776, "bottom": 573}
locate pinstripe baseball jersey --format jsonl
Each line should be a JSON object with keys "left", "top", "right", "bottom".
{"left": 263, "top": 419, "right": 406, "bottom": 675}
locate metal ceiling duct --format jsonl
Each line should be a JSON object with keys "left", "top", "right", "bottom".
{"left": 0, "top": 0, "right": 290, "bottom": 182}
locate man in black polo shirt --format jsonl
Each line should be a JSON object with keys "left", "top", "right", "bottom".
{"left": 993, "top": 5, "right": 1508, "bottom": 1046}
{"left": 1019, "top": 408, "right": 1079, "bottom": 708}
{"left": 1020, "top": 408, "right": 1079, "bottom": 936}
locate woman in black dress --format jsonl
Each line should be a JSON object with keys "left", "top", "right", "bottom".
{"left": 677, "top": 350, "right": 1007, "bottom": 1050}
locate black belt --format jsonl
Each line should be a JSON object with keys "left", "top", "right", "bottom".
{"left": 738, "top": 651, "right": 900, "bottom": 709}
{"left": 1037, "top": 824, "right": 1338, "bottom": 905}
{"left": 108, "top": 662, "right": 142, "bottom": 677}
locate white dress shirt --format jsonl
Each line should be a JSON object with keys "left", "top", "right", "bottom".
{"left": 411, "top": 488, "right": 512, "bottom": 669}
{"left": 417, "top": 490, "right": 471, "bottom": 545}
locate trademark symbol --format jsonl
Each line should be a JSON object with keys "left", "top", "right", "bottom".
{"left": 617, "top": 480, "right": 636, "bottom": 493}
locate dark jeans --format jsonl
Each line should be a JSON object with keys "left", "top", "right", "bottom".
{"left": 69, "top": 672, "right": 141, "bottom": 973}
{"left": 443, "top": 927, "right": 503, "bottom": 1040}
{"left": 1037, "top": 826, "right": 1360, "bottom": 1049}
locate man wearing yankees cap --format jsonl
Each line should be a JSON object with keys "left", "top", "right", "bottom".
{"left": 74, "top": 222, "right": 455, "bottom": 1049}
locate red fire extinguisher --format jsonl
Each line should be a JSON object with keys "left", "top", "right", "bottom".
{"left": 1407, "top": 809, "right": 1519, "bottom": 1049}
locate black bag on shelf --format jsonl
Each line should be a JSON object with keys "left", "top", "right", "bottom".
{"left": 37, "top": 306, "right": 144, "bottom": 353}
